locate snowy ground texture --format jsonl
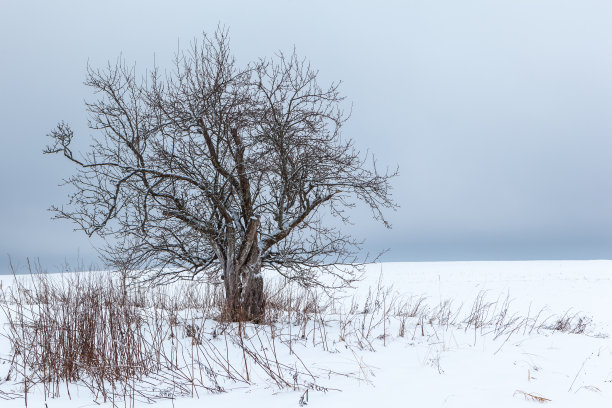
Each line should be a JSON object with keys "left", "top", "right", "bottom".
{"left": 1, "top": 260, "right": 611, "bottom": 407}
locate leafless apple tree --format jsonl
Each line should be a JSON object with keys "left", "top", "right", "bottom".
{"left": 44, "top": 29, "right": 396, "bottom": 321}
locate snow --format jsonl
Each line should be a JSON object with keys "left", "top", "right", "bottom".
{"left": 1, "top": 260, "right": 611, "bottom": 407}
{"left": 360, "top": 260, "right": 612, "bottom": 327}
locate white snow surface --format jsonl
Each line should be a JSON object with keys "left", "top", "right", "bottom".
{"left": 1, "top": 260, "right": 612, "bottom": 407}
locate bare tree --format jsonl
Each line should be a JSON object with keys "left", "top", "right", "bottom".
{"left": 44, "top": 29, "right": 396, "bottom": 321}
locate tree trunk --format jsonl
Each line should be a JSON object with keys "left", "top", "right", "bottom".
{"left": 222, "top": 224, "right": 265, "bottom": 322}
{"left": 241, "top": 255, "right": 265, "bottom": 322}
{"left": 223, "top": 260, "right": 265, "bottom": 322}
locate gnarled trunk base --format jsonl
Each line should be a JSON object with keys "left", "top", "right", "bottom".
{"left": 242, "top": 272, "right": 265, "bottom": 322}
{"left": 223, "top": 262, "right": 265, "bottom": 323}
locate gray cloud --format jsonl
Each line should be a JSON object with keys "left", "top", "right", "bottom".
{"left": 1, "top": 0, "right": 611, "bottom": 273}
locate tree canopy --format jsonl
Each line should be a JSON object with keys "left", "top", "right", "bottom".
{"left": 45, "top": 29, "right": 396, "bottom": 320}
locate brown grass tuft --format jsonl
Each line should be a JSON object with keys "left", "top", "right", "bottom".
{"left": 514, "top": 389, "right": 552, "bottom": 403}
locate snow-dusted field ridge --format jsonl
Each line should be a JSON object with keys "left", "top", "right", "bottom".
{"left": 0, "top": 260, "right": 611, "bottom": 407}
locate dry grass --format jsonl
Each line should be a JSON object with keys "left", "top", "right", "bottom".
{"left": 514, "top": 389, "right": 552, "bottom": 403}
{"left": 545, "top": 312, "right": 592, "bottom": 334}
{"left": 0, "top": 266, "right": 595, "bottom": 406}
{"left": 0, "top": 270, "right": 324, "bottom": 405}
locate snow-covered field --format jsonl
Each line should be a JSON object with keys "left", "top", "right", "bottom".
{"left": 1, "top": 260, "right": 611, "bottom": 407}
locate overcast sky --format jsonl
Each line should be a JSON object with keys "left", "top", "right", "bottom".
{"left": 1, "top": 0, "right": 612, "bottom": 273}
